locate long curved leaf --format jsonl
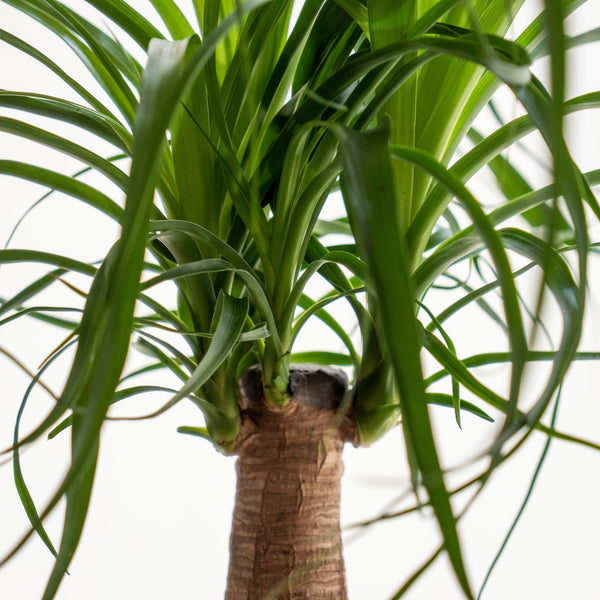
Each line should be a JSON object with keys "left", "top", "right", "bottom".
{"left": 335, "top": 123, "right": 473, "bottom": 599}
{"left": 0, "top": 117, "right": 128, "bottom": 189}
{"left": 0, "top": 161, "right": 122, "bottom": 220}
{"left": 0, "top": 91, "right": 131, "bottom": 151}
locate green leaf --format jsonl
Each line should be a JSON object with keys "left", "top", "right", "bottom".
{"left": 292, "top": 0, "right": 359, "bottom": 93}
{"left": 0, "top": 91, "right": 132, "bottom": 151}
{"left": 149, "top": 219, "right": 282, "bottom": 356}
{"left": 129, "top": 294, "right": 248, "bottom": 440}
{"left": 425, "top": 393, "right": 494, "bottom": 423}
{"left": 0, "top": 306, "right": 80, "bottom": 329}
{"left": 74, "top": 0, "right": 164, "bottom": 48}
{"left": 9, "top": 0, "right": 138, "bottom": 123}
{"left": 0, "top": 161, "right": 122, "bottom": 221}
{"left": 281, "top": 250, "right": 367, "bottom": 340}
{"left": 418, "top": 302, "right": 462, "bottom": 428}
{"left": 148, "top": 0, "right": 194, "bottom": 39}
{"left": 140, "top": 258, "right": 238, "bottom": 290}
{"left": 0, "top": 118, "right": 128, "bottom": 189}
{"left": 409, "top": 91, "right": 600, "bottom": 253}
{"left": 335, "top": 123, "right": 473, "bottom": 599}
{"left": 392, "top": 144, "right": 527, "bottom": 433}
{"left": 368, "top": 0, "right": 418, "bottom": 229}
{"left": 292, "top": 292, "right": 362, "bottom": 366}
{"left": 0, "top": 249, "right": 96, "bottom": 276}
{"left": 290, "top": 350, "right": 353, "bottom": 367}
{"left": 260, "top": 28, "right": 532, "bottom": 202}
{"left": 0, "top": 338, "right": 79, "bottom": 567}
{"left": 12, "top": 363, "right": 61, "bottom": 562}
{"left": 0, "top": 27, "right": 112, "bottom": 114}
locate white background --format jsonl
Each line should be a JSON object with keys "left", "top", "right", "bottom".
{"left": 1, "top": 1, "right": 600, "bottom": 598}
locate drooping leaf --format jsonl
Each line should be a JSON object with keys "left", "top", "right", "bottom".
{"left": 336, "top": 123, "right": 473, "bottom": 599}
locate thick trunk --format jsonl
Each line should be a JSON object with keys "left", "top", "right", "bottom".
{"left": 226, "top": 365, "right": 355, "bottom": 599}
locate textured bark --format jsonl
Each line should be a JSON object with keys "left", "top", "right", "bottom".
{"left": 226, "top": 365, "right": 356, "bottom": 600}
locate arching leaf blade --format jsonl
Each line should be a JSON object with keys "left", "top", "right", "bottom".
{"left": 0, "top": 249, "right": 96, "bottom": 276}
{"left": 127, "top": 294, "right": 248, "bottom": 439}
{"left": 149, "top": 219, "right": 282, "bottom": 355}
{"left": 0, "top": 27, "right": 112, "bottom": 115}
{"left": 0, "top": 117, "right": 128, "bottom": 190}
{"left": 0, "top": 161, "right": 123, "bottom": 221}
{"left": 73, "top": 0, "right": 164, "bottom": 48}
{"left": 335, "top": 123, "right": 473, "bottom": 599}
{"left": 12, "top": 365, "right": 62, "bottom": 563}
{"left": 392, "top": 144, "right": 528, "bottom": 435}
{"left": 0, "top": 91, "right": 132, "bottom": 152}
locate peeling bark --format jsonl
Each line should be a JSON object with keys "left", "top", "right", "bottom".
{"left": 225, "top": 365, "right": 356, "bottom": 599}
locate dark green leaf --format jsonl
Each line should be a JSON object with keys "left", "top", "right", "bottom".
{"left": 336, "top": 123, "right": 473, "bottom": 599}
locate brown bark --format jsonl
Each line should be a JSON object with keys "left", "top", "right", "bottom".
{"left": 225, "top": 365, "right": 356, "bottom": 600}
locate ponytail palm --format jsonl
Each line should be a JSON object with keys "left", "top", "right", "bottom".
{"left": 1, "top": 0, "right": 599, "bottom": 597}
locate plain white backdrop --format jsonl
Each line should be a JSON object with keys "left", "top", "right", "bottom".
{"left": 1, "top": 1, "right": 599, "bottom": 598}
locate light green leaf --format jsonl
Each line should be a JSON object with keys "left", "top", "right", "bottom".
{"left": 148, "top": 0, "right": 194, "bottom": 39}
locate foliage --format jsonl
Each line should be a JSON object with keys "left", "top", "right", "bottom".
{"left": 0, "top": 0, "right": 599, "bottom": 597}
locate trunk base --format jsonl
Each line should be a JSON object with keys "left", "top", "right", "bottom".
{"left": 225, "top": 365, "right": 355, "bottom": 600}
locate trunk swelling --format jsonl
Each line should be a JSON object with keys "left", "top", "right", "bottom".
{"left": 226, "top": 366, "right": 355, "bottom": 599}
